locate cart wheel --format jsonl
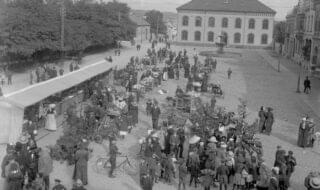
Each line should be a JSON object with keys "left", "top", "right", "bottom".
{"left": 95, "top": 157, "right": 109, "bottom": 174}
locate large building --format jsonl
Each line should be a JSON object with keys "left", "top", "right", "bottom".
{"left": 176, "top": 0, "right": 276, "bottom": 47}
{"left": 129, "top": 13, "right": 151, "bottom": 44}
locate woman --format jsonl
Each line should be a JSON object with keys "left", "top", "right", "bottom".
{"left": 258, "top": 106, "right": 266, "bottom": 133}
{"left": 45, "top": 104, "right": 57, "bottom": 131}
{"left": 265, "top": 107, "right": 274, "bottom": 135}
{"left": 6, "top": 159, "right": 23, "bottom": 190}
{"left": 297, "top": 118, "right": 309, "bottom": 147}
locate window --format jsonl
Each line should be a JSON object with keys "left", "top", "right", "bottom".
{"left": 247, "top": 33, "right": 254, "bottom": 44}
{"left": 182, "top": 16, "right": 189, "bottom": 26}
{"left": 208, "top": 17, "right": 215, "bottom": 27}
{"left": 249, "top": 19, "right": 255, "bottom": 29}
{"left": 208, "top": 32, "right": 214, "bottom": 42}
{"left": 181, "top": 30, "right": 188, "bottom": 41}
{"left": 194, "top": 31, "right": 201, "bottom": 41}
{"left": 222, "top": 17, "right": 228, "bottom": 28}
{"left": 195, "top": 16, "right": 202, "bottom": 27}
{"left": 261, "top": 34, "right": 268, "bottom": 44}
{"left": 234, "top": 33, "right": 241, "bottom": 43}
{"left": 262, "top": 19, "right": 269, "bottom": 29}
{"left": 235, "top": 18, "right": 241, "bottom": 28}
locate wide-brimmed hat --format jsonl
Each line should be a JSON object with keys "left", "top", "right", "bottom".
{"left": 18, "top": 135, "right": 28, "bottom": 144}
{"left": 189, "top": 135, "right": 201, "bottom": 144}
{"left": 310, "top": 177, "right": 320, "bottom": 189}
{"left": 49, "top": 104, "right": 56, "bottom": 109}
{"left": 209, "top": 136, "right": 217, "bottom": 143}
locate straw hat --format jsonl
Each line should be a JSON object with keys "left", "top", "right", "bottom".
{"left": 310, "top": 177, "right": 320, "bottom": 189}
{"left": 220, "top": 142, "right": 227, "bottom": 149}
{"left": 18, "top": 135, "right": 28, "bottom": 144}
{"left": 209, "top": 136, "right": 217, "bottom": 143}
{"left": 49, "top": 104, "right": 56, "bottom": 109}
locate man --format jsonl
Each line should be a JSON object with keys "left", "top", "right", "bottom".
{"left": 304, "top": 76, "right": 311, "bottom": 94}
{"left": 109, "top": 140, "right": 120, "bottom": 178}
{"left": 265, "top": 107, "right": 274, "bottom": 135}
{"left": 38, "top": 147, "right": 53, "bottom": 190}
{"left": 73, "top": 143, "right": 89, "bottom": 185}
{"left": 6, "top": 70, "right": 12, "bottom": 85}
{"left": 52, "top": 179, "right": 67, "bottom": 190}
{"left": 141, "top": 173, "right": 154, "bottom": 190}
{"left": 285, "top": 151, "right": 296, "bottom": 180}
{"left": 227, "top": 68, "right": 232, "bottom": 79}
{"left": 151, "top": 100, "right": 161, "bottom": 130}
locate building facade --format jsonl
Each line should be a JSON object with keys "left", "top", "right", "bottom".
{"left": 176, "top": 0, "right": 276, "bottom": 47}
{"left": 284, "top": 0, "right": 320, "bottom": 74}
{"left": 129, "top": 14, "right": 151, "bottom": 44}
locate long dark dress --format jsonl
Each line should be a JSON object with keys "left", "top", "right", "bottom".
{"left": 265, "top": 111, "right": 274, "bottom": 134}
{"left": 297, "top": 122, "right": 309, "bottom": 147}
{"left": 73, "top": 149, "right": 89, "bottom": 185}
{"left": 258, "top": 110, "right": 266, "bottom": 132}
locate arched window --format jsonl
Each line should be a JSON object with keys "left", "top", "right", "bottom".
{"left": 181, "top": 30, "right": 188, "bottom": 41}
{"left": 235, "top": 18, "right": 242, "bottom": 28}
{"left": 222, "top": 17, "right": 228, "bottom": 28}
{"left": 195, "top": 16, "right": 202, "bottom": 27}
{"left": 261, "top": 34, "right": 268, "bottom": 44}
{"left": 182, "top": 16, "right": 189, "bottom": 26}
{"left": 234, "top": 33, "right": 241, "bottom": 43}
{"left": 194, "top": 31, "right": 201, "bottom": 41}
{"left": 249, "top": 19, "right": 255, "bottom": 29}
{"left": 208, "top": 17, "right": 215, "bottom": 27}
{"left": 208, "top": 32, "right": 214, "bottom": 42}
{"left": 262, "top": 19, "right": 269, "bottom": 29}
{"left": 247, "top": 33, "right": 254, "bottom": 44}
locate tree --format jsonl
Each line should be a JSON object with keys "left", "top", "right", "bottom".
{"left": 273, "top": 21, "right": 286, "bottom": 53}
{"left": 0, "top": 0, "right": 136, "bottom": 63}
{"left": 145, "top": 10, "right": 167, "bottom": 37}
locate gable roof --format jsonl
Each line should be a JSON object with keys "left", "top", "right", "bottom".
{"left": 129, "top": 14, "right": 150, "bottom": 26}
{"left": 177, "top": 0, "right": 276, "bottom": 14}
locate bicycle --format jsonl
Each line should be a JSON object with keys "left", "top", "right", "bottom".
{"left": 94, "top": 154, "right": 139, "bottom": 176}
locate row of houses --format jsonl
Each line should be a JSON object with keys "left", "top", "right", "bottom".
{"left": 284, "top": 0, "right": 320, "bottom": 76}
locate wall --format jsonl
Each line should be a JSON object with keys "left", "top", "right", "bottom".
{"left": 177, "top": 10, "right": 275, "bottom": 47}
{"left": 135, "top": 25, "right": 150, "bottom": 43}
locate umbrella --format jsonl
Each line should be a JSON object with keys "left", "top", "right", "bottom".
{"left": 189, "top": 135, "right": 201, "bottom": 144}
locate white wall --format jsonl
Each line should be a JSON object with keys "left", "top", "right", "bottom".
{"left": 177, "top": 10, "right": 275, "bottom": 47}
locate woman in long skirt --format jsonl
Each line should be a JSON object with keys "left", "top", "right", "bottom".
{"left": 45, "top": 104, "right": 57, "bottom": 131}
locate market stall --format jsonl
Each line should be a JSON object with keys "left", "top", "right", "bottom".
{"left": 0, "top": 60, "right": 113, "bottom": 144}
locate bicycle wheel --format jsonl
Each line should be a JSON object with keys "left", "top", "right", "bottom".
{"left": 124, "top": 159, "right": 139, "bottom": 175}
{"left": 95, "top": 158, "right": 109, "bottom": 174}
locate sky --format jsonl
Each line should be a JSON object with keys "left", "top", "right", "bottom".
{"left": 107, "top": 0, "right": 299, "bottom": 21}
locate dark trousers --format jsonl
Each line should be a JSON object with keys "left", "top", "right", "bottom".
{"left": 304, "top": 86, "right": 311, "bottom": 93}
{"left": 44, "top": 175, "right": 50, "bottom": 190}
{"left": 204, "top": 186, "right": 210, "bottom": 190}
{"left": 109, "top": 159, "right": 116, "bottom": 176}
{"left": 189, "top": 173, "right": 198, "bottom": 187}
{"left": 152, "top": 118, "right": 159, "bottom": 129}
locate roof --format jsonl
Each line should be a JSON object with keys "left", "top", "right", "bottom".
{"left": 4, "top": 60, "right": 112, "bottom": 108}
{"left": 177, "top": 0, "right": 276, "bottom": 14}
{"left": 129, "top": 14, "right": 150, "bottom": 26}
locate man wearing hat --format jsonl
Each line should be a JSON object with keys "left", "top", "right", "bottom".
{"left": 52, "top": 179, "right": 67, "bottom": 190}
{"left": 151, "top": 100, "right": 161, "bottom": 130}
{"left": 265, "top": 107, "right": 274, "bottom": 135}
{"left": 73, "top": 143, "right": 89, "bottom": 185}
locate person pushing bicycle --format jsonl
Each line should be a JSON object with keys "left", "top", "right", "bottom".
{"left": 109, "top": 140, "right": 121, "bottom": 178}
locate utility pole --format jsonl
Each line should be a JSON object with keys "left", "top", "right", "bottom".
{"left": 156, "top": 15, "right": 159, "bottom": 39}
{"left": 60, "top": 0, "right": 66, "bottom": 59}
